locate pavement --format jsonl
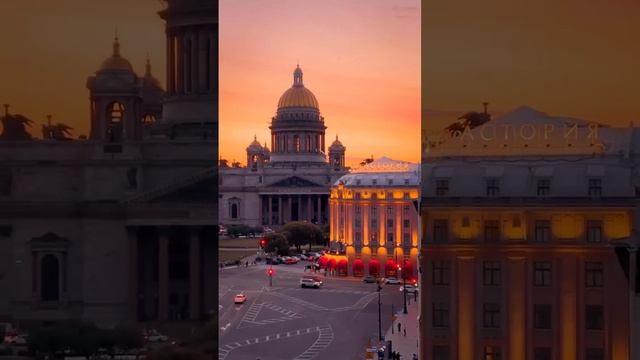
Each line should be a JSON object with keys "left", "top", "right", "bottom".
{"left": 219, "top": 261, "right": 404, "bottom": 360}
{"left": 384, "top": 292, "right": 419, "bottom": 360}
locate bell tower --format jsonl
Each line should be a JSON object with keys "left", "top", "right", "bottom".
{"left": 158, "top": 0, "right": 217, "bottom": 139}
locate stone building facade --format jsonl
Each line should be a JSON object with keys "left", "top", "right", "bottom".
{"left": 0, "top": 0, "right": 217, "bottom": 328}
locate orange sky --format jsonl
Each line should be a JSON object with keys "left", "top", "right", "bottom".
{"left": 0, "top": 1, "right": 165, "bottom": 138}
{"left": 219, "top": 0, "right": 421, "bottom": 167}
{"left": 422, "top": 0, "right": 640, "bottom": 133}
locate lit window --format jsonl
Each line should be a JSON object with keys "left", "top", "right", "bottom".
{"left": 533, "top": 262, "right": 552, "bottom": 286}
{"left": 483, "top": 345, "right": 501, "bottom": 360}
{"left": 585, "top": 262, "right": 603, "bottom": 287}
{"left": 534, "top": 220, "right": 551, "bottom": 243}
{"left": 483, "top": 303, "right": 500, "bottom": 328}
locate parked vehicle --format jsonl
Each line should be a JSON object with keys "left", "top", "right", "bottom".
{"left": 401, "top": 285, "right": 418, "bottom": 294}
{"left": 385, "top": 277, "right": 400, "bottom": 284}
{"left": 363, "top": 275, "right": 376, "bottom": 283}
{"left": 3, "top": 331, "right": 28, "bottom": 345}
{"left": 142, "top": 329, "right": 167, "bottom": 343}
{"left": 300, "top": 276, "right": 323, "bottom": 288}
{"left": 285, "top": 257, "right": 298, "bottom": 265}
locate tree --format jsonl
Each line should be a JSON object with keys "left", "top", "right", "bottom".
{"left": 264, "top": 233, "right": 289, "bottom": 255}
{"left": 281, "top": 221, "right": 323, "bottom": 252}
{"left": 219, "top": 159, "right": 229, "bottom": 168}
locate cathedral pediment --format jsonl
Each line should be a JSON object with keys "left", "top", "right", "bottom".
{"left": 268, "top": 176, "right": 323, "bottom": 188}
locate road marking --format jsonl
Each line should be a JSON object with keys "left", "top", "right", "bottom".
{"left": 288, "top": 288, "right": 373, "bottom": 295}
{"left": 237, "top": 301, "right": 304, "bottom": 329}
{"left": 268, "top": 290, "right": 378, "bottom": 312}
{"left": 218, "top": 325, "right": 333, "bottom": 360}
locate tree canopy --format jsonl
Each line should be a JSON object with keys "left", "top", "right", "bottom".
{"left": 264, "top": 232, "right": 289, "bottom": 255}
{"left": 281, "top": 221, "right": 323, "bottom": 252}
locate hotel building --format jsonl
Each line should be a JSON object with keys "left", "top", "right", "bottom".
{"left": 419, "top": 107, "right": 640, "bottom": 360}
{"left": 329, "top": 157, "right": 420, "bottom": 278}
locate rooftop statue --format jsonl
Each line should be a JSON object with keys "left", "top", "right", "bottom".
{"left": 42, "top": 123, "right": 74, "bottom": 141}
{"left": 0, "top": 113, "right": 34, "bottom": 141}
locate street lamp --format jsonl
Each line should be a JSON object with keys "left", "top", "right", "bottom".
{"left": 267, "top": 266, "right": 274, "bottom": 287}
{"left": 377, "top": 279, "right": 383, "bottom": 341}
{"left": 401, "top": 261, "right": 407, "bottom": 314}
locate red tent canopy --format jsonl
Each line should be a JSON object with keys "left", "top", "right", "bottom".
{"left": 328, "top": 258, "right": 337, "bottom": 270}
{"left": 369, "top": 260, "right": 380, "bottom": 275}
{"left": 353, "top": 259, "right": 364, "bottom": 272}
{"left": 337, "top": 259, "right": 348, "bottom": 269}
{"left": 401, "top": 260, "right": 414, "bottom": 280}
{"left": 385, "top": 260, "right": 397, "bottom": 273}
{"left": 318, "top": 256, "right": 328, "bottom": 268}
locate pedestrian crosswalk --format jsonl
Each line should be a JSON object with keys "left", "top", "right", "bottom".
{"left": 288, "top": 288, "right": 373, "bottom": 295}
{"left": 218, "top": 325, "right": 333, "bottom": 360}
{"left": 268, "top": 290, "right": 377, "bottom": 312}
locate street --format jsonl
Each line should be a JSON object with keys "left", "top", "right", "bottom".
{"left": 219, "top": 262, "right": 407, "bottom": 360}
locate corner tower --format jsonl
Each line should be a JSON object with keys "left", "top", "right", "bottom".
{"left": 269, "top": 65, "right": 327, "bottom": 165}
{"left": 158, "top": 0, "right": 217, "bottom": 139}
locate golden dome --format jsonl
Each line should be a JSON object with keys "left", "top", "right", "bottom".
{"left": 99, "top": 37, "right": 133, "bottom": 72}
{"left": 277, "top": 65, "right": 319, "bottom": 109}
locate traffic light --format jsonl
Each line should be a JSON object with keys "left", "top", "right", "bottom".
{"left": 267, "top": 268, "right": 274, "bottom": 276}
{"left": 259, "top": 238, "right": 267, "bottom": 248}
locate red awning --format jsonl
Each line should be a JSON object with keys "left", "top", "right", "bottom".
{"left": 401, "top": 259, "right": 414, "bottom": 279}
{"left": 337, "top": 259, "right": 348, "bottom": 270}
{"left": 328, "top": 258, "right": 337, "bottom": 269}
{"left": 353, "top": 259, "right": 364, "bottom": 271}
{"left": 369, "top": 260, "right": 380, "bottom": 275}
{"left": 318, "top": 256, "right": 328, "bottom": 268}
{"left": 385, "top": 260, "right": 397, "bottom": 273}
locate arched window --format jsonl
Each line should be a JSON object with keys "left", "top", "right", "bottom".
{"left": 107, "top": 102, "right": 124, "bottom": 142}
{"left": 41, "top": 254, "right": 59, "bottom": 301}
{"left": 294, "top": 135, "right": 301, "bottom": 152}
{"left": 231, "top": 204, "right": 238, "bottom": 219}
{"left": 142, "top": 114, "right": 156, "bottom": 125}
{"left": 307, "top": 135, "right": 311, "bottom": 152}
{"left": 251, "top": 154, "right": 258, "bottom": 171}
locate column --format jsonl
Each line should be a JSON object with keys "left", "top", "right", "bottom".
{"left": 268, "top": 195, "right": 273, "bottom": 226}
{"left": 258, "top": 195, "right": 263, "bottom": 225}
{"left": 507, "top": 255, "right": 526, "bottom": 359}
{"left": 307, "top": 195, "right": 312, "bottom": 222}
{"left": 457, "top": 255, "right": 475, "bottom": 360}
{"left": 297, "top": 195, "right": 302, "bottom": 221}
{"left": 176, "top": 35, "right": 184, "bottom": 94}
{"left": 560, "top": 256, "right": 577, "bottom": 359}
{"left": 158, "top": 228, "right": 169, "bottom": 321}
{"left": 317, "top": 196, "right": 322, "bottom": 224}
{"left": 278, "top": 196, "right": 283, "bottom": 225}
{"left": 167, "top": 36, "right": 174, "bottom": 94}
{"left": 189, "top": 228, "right": 201, "bottom": 320}
{"left": 128, "top": 228, "right": 138, "bottom": 321}
{"left": 191, "top": 31, "right": 199, "bottom": 93}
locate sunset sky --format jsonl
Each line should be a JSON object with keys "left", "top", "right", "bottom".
{"left": 0, "top": 1, "right": 165, "bottom": 137}
{"left": 220, "top": 0, "right": 421, "bottom": 166}
{"left": 423, "top": 0, "right": 640, "bottom": 133}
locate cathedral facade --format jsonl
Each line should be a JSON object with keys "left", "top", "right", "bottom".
{"left": 219, "top": 66, "right": 348, "bottom": 228}
{"left": 0, "top": 0, "right": 217, "bottom": 327}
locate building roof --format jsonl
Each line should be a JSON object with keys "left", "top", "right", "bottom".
{"left": 99, "top": 37, "right": 134, "bottom": 72}
{"left": 335, "top": 157, "right": 420, "bottom": 187}
{"left": 277, "top": 65, "right": 319, "bottom": 109}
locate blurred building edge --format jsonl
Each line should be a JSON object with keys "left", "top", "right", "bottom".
{"left": 419, "top": 106, "right": 640, "bottom": 360}
{"left": 0, "top": 0, "right": 218, "bottom": 328}
{"left": 329, "top": 157, "right": 420, "bottom": 279}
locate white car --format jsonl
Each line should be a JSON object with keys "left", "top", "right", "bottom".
{"left": 3, "top": 333, "right": 27, "bottom": 345}
{"left": 142, "top": 329, "right": 167, "bottom": 343}
{"left": 401, "top": 285, "right": 418, "bottom": 294}
{"left": 234, "top": 293, "right": 247, "bottom": 304}
{"left": 300, "top": 277, "right": 323, "bottom": 288}
{"left": 385, "top": 277, "right": 400, "bottom": 284}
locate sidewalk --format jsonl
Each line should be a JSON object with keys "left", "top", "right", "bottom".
{"left": 384, "top": 293, "right": 419, "bottom": 359}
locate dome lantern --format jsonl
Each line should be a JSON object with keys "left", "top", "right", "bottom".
{"left": 276, "top": 65, "right": 319, "bottom": 110}
{"left": 99, "top": 34, "right": 134, "bottom": 72}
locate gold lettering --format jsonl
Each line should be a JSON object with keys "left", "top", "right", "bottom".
{"left": 563, "top": 123, "right": 578, "bottom": 140}
{"left": 519, "top": 124, "right": 536, "bottom": 141}
{"left": 480, "top": 124, "right": 495, "bottom": 141}
{"left": 460, "top": 125, "right": 475, "bottom": 141}
{"left": 501, "top": 124, "right": 513, "bottom": 140}
{"left": 587, "top": 122, "right": 599, "bottom": 140}
{"left": 543, "top": 123, "right": 555, "bottom": 139}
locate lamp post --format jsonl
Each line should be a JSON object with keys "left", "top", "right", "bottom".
{"left": 401, "top": 262, "right": 408, "bottom": 314}
{"left": 267, "top": 266, "right": 273, "bottom": 287}
{"left": 377, "top": 279, "right": 383, "bottom": 341}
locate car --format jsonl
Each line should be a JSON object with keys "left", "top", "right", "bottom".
{"left": 363, "top": 275, "right": 376, "bottom": 283}
{"left": 401, "top": 285, "right": 418, "bottom": 294}
{"left": 142, "top": 329, "right": 167, "bottom": 343}
{"left": 385, "top": 277, "right": 400, "bottom": 284}
{"left": 285, "top": 257, "right": 298, "bottom": 264}
{"left": 300, "top": 276, "right": 323, "bottom": 288}
{"left": 3, "top": 332, "right": 28, "bottom": 345}
{"left": 234, "top": 293, "right": 247, "bottom": 304}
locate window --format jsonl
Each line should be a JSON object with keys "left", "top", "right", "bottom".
{"left": 41, "top": 254, "right": 60, "bottom": 301}
{"left": 387, "top": 206, "right": 393, "bottom": 215}
{"left": 403, "top": 205, "right": 410, "bottom": 216}
{"left": 355, "top": 206, "right": 361, "bottom": 214}
{"left": 588, "top": 178, "right": 602, "bottom": 198}
{"left": 585, "top": 305, "right": 603, "bottom": 330}
{"left": 585, "top": 262, "right": 603, "bottom": 287}
{"left": 585, "top": 348, "right": 604, "bottom": 360}
{"left": 432, "top": 261, "right": 450, "bottom": 286}
{"left": 230, "top": 203, "right": 238, "bottom": 219}
{"left": 403, "top": 192, "right": 410, "bottom": 200}
{"left": 371, "top": 207, "right": 377, "bottom": 217}
{"left": 486, "top": 178, "right": 500, "bottom": 197}
{"left": 533, "top": 304, "right": 551, "bottom": 329}
{"left": 388, "top": 178, "right": 393, "bottom": 185}
{"left": 436, "top": 179, "right": 449, "bottom": 197}
{"left": 483, "top": 346, "right": 501, "bottom": 360}
{"left": 403, "top": 233, "right": 410, "bottom": 245}
{"left": 537, "top": 179, "right": 550, "bottom": 197}
{"left": 534, "top": 220, "right": 551, "bottom": 243}
{"left": 483, "top": 303, "right": 500, "bottom": 328}
{"left": 586, "top": 220, "right": 602, "bottom": 243}
{"left": 403, "top": 219, "right": 410, "bottom": 229}
{"left": 432, "top": 302, "right": 449, "bottom": 327}
{"left": 355, "top": 192, "right": 361, "bottom": 200}
{"left": 371, "top": 219, "right": 378, "bottom": 228}
{"left": 484, "top": 220, "right": 500, "bottom": 243}
{"left": 387, "top": 219, "right": 394, "bottom": 228}
{"left": 534, "top": 262, "right": 552, "bottom": 286}
{"left": 433, "top": 220, "right": 448, "bottom": 243}
{"left": 354, "top": 232, "right": 361, "bottom": 245}
{"left": 432, "top": 346, "right": 450, "bottom": 360}
{"left": 372, "top": 179, "right": 377, "bottom": 185}
{"left": 355, "top": 218, "right": 361, "bottom": 228}
{"left": 534, "top": 348, "right": 552, "bottom": 360}
{"left": 483, "top": 261, "right": 501, "bottom": 286}
{"left": 387, "top": 233, "right": 393, "bottom": 243}
{"left": 106, "top": 101, "right": 124, "bottom": 142}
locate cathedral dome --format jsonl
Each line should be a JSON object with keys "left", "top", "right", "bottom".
{"left": 99, "top": 37, "right": 134, "bottom": 72}
{"left": 329, "top": 135, "right": 345, "bottom": 151}
{"left": 246, "top": 135, "right": 263, "bottom": 152}
{"left": 277, "top": 65, "right": 319, "bottom": 109}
